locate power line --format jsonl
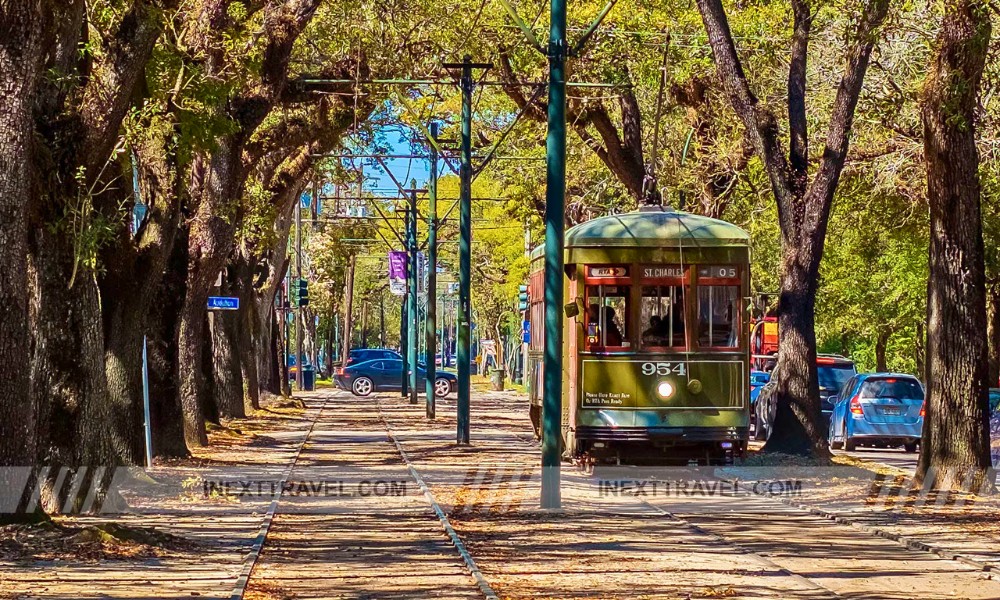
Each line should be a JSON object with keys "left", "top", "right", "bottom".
{"left": 298, "top": 77, "right": 623, "bottom": 89}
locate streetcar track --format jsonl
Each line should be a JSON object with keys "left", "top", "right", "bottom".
{"left": 242, "top": 392, "right": 492, "bottom": 599}
{"left": 271, "top": 391, "right": 992, "bottom": 600}
{"left": 231, "top": 397, "right": 329, "bottom": 600}
{"left": 377, "top": 404, "right": 844, "bottom": 598}
{"left": 375, "top": 397, "right": 500, "bottom": 600}
{"left": 501, "top": 430, "right": 840, "bottom": 598}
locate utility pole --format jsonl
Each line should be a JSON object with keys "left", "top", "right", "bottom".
{"left": 522, "top": 222, "right": 531, "bottom": 386}
{"left": 360, "top": 301, "right": 368, "bottom": 348}
{"left": 407, "top": 183, "right": 419, "bottom": 405}
{"left": 400, "top": 289, "right": 408, "bottom": 396}
{"left": 340, "top": 254, "right": 356, "bottom": 368}
{"left": 401, "top": 206, "right": 410, "bottom": 397}
{"left": 380, "top": 295, "right": 386, "bottom": 348}
{"left": 444, "top": 55, "right": 491, "bottom": 445}
{"left": 541, "top": 0, "right": 567, "bottom": 509}
{"left": 425, "top": 122, "right": 439, "bottom": 419}
{"left": 311, "top": 179, "right": 319, "bottom": 226}
{"left": 295, "top": 194, "right": 304, "bottom": 391}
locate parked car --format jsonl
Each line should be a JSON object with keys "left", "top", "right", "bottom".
{"left": 750, "top": 371, "right": 770, "bottom": 406}
{"left": 334, "top": 358, "right": 456, "bottom": 398}
{"left": 754, "top": 354, "right": 857, "bottom": 441}
{"left": 828, "top": 373, "right": 924, "bottom": 453}
{"left": 991, "top": 393, "right": 1000, "bottom": 467}
{"left": 989, "top": 388, "right": 1000, "bottom": 413}
{"left": 346, "top": 348, "right": 402, "bottom": 367}
{"left": 748, "top": 371, "right": 770, "bottom": 432}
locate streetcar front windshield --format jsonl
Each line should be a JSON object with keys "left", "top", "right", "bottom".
{"left": 640, "top": 286, "right": 685, "bottom": 348}
{"left": 698, "top": 285, "right": 740, "bottom": 348}
{"left": 586, "top": 285, "right": 629, "bottom": 349}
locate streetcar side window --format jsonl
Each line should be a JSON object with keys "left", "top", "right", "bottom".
{"left": 585, "top": 285, "right": 629, "bottom": 350}
{"left": 698, "top": 285, "right": 740, "bottom": 348}
{"left": 640, "top": 286, "right": 686, "bottom": 349}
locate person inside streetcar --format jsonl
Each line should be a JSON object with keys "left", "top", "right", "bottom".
{"left": 604, "top": 306, "right": 624, "bottom": 346}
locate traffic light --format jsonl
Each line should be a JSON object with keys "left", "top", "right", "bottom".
{"left": 298, "top": 279, "right": 309, "bottom": 306}
{"left": 517, "top": 284, "right": 529, "bottom": 312}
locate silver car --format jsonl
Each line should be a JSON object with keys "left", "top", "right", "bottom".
{"left": 828, "top": 373, "right": 924, "bottom": 453}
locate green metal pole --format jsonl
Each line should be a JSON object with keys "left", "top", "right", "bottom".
{"left": 401, "top": 208, "right": 410, "bottom": 398}
{"left": 541, "top": 0, "right": 567, "bottom": 509}
{"left": 408, "top": 187, "right": 419, "bottom": 404}
{"left": 425, "top": 122, "right": 439, "bottom": 419}
{"left": 457, "top": 56, "right": 473, "bottom": 445}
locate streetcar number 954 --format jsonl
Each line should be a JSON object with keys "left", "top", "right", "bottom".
{"left": 641, "top": 362, "right": 687, "bottom": 376}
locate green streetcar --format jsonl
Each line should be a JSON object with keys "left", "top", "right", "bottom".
{"left": 526, "top": 206, "right": 751, "bottom": 464}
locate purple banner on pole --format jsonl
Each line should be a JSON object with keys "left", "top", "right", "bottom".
{"left": 388, "top": 251, "right": 406, "bottom": 295}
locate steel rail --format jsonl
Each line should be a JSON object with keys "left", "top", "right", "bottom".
{"left": 230, "top": 398, "right": 329, "bottom": 600}
{"left": 376, "top": 399, "right": 500, "bottom": 600}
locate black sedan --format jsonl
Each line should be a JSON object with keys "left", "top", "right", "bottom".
{"left": 346, "top": 348, "right": 402, "bottom": 367}
{"left": 335, "top": 358, "right": 456, "bottom": 398}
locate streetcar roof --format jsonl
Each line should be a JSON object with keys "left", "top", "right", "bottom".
{"left": 530, "top": 207, "right": 750, "bottom": 260}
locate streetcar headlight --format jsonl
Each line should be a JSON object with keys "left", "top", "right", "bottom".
{"left": 656, "top": 381, "right": 675, "bottom": 398}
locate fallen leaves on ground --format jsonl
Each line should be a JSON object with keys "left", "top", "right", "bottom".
{"left": 0, "top": 521, "right": 196, "bottom": 562}
{"left": 244, "top": 580, "right": 298, "bottom": 600}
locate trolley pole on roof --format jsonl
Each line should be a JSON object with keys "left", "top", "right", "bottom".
{"left": 541, "top": 0, "right": 568, "bottom": 509}
{"left": 444, "top": 55, "right": 492, "bottom": 445}
{"left": 408, "top": 184, "right": 419, "bottom": 405}
{"left": 425, "top": 122, "right": 439, "bottom": 419}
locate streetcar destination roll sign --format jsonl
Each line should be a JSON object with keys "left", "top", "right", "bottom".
{"left": 588, "top": 266, "right": 628, "bottom": 277}
{"left": 642, "top": 265, "right": 684, "bottom": 278}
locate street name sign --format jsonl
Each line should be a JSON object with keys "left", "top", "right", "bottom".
{"left": 207, "top": 296, "right": 239, "bottom": 310}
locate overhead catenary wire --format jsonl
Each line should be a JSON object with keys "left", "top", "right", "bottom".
{"left": 298, "top": 77, "right": 624, "bottom": 89}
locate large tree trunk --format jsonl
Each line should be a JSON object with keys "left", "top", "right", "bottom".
{"left": 100, "top": 175, "right": 183, "bottom": 466}
{"left": 144, "top": 233, "right": 191, "bottom": 458}
{"left": 29, "top": 231, "right": 118, "bottom": 512}
{"left": 177, "top": 146, "right": 240, "bottom": 447}
{"left": 764, "top": 250, "right": 825, "bottom": 455}
{"left": 696, "top": 0, "right": 889, "bottom": 457}
{"left": 102, "top": 304, "right": 150, "bottom": 466}
{"left": 236, "top": 257, "right": 261, "bottom": 411}
{"left": 209, "top": 308, "right": 245, "bottom": 419}
{"left": 24, "top": 0, "right": 176, "bottom": 514}
{"left": 916, "top": 0, "right": 993, "bottom": 491}
{"left": 208, "top": 264, "right": 245, "bottom": 419}
{"left": 0, "top": 0, "right": 46, "bottom": 519}
{"left": 875, "top": 329, "right": 891, "bottom": 372}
